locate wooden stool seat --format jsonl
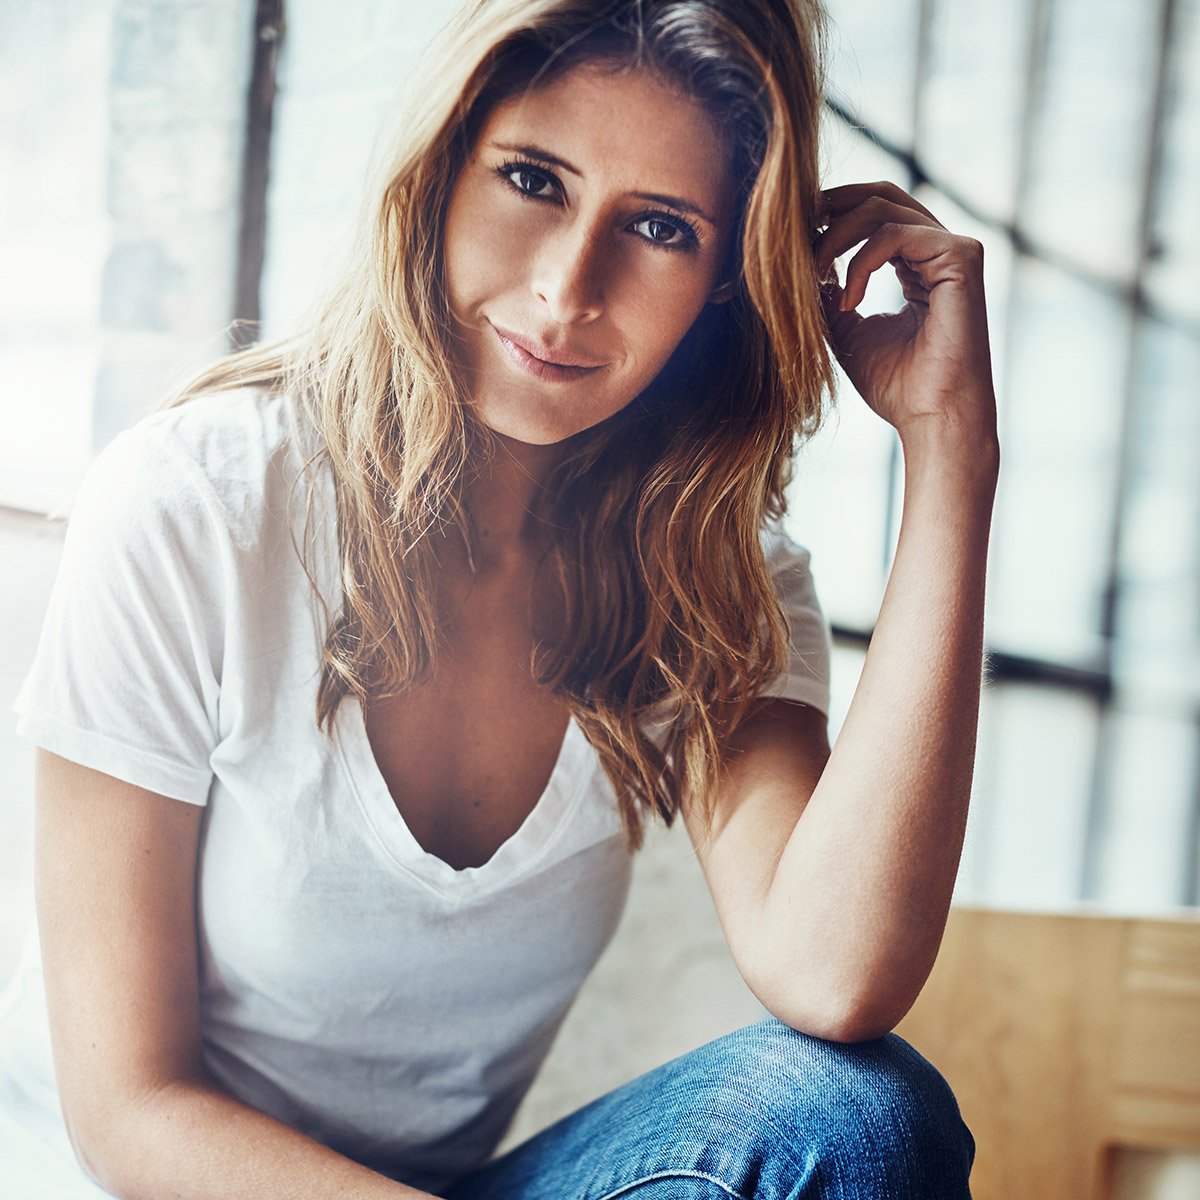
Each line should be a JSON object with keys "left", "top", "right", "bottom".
{"left": 895, "top": 905, "right": 1200, "bottom": 1200}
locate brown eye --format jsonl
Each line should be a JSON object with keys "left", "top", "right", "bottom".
{"left": 496, "top": 161, "right": 560, "bottom": 201}
{"left": 643, "top": 220, "right": 681, "bottom": 243}
{"left": 516, "top": 170, "right": 552, "bottom": 195}
{"left": 630, "top": 213, "right": 700, "bottom": 252}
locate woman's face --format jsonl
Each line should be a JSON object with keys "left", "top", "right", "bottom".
{"left": 442, "top": 61, "right": 737, "bottom": 445}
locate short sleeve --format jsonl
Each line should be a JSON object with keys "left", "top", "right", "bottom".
{"left": 757, "top": 521, "right": 833, "bottom": 716}
{"left": 11, "top": 418, "right": 227, "bottom": 805}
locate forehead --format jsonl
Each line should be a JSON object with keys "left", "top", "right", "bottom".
{"left": 478, "top": 61, "right": 735, "bottom": 210}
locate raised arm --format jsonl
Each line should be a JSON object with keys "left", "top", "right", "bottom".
{"left": 34, "top": 748, "right": 442, "bottom": 1200}
{"left": 753, "top": 181, "right": 1000, "bottom": 1038}
{"left": 680, "top": 182, "right": 1000, "bottom": 1042}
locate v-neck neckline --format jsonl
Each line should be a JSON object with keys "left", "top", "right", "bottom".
{"left": 310, "top": 445, "right": 594, "bottom": 902}
{"left": 333, "top": 695, "right": 591, "bottom": 902}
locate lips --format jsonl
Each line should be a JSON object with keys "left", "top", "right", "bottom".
{"left": 487, "top": 324, "right": 604, "bottom": 379}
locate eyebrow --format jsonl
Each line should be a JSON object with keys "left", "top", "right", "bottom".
{"left": 488, "top": 141, "right": 719, "bottom": 228}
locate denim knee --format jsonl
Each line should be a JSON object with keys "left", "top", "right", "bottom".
{"left": 692, "top": 1016, "right": 976, "bottom": 1196}
{"left": 442, "top": 1016, "right": 974, "bottom": 1200}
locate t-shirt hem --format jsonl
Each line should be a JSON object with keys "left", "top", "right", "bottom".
{"left": 759, "top": 674, "right": 830, "bottom": 715}
{"left": 11, "top": 704, "right": 212, "bottom": 806}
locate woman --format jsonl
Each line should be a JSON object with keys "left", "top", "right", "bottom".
{"left": 4, "top": 0, "right": 996, "bottom": 1196}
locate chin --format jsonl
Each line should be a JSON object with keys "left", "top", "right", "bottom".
{"left": 489, "top": 420, "right": 582, "bottom": 447}
{"left": 475, "top": 402, "right": 613, "bottom": 447}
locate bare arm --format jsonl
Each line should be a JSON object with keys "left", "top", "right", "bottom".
{"left": 653, "top": 188, "right": 1002, "bottom": 1041}
{"left": 753, "top": 425, "right": 997, "bottom": 1039}
{"left": 35, "top": 748, "right": 442, "bottom": 1200}
{"left": 728, "top": 181, "right": 1001, "bottom": 1040}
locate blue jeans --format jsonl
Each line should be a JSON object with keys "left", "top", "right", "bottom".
{"left": 443, "top": 1016, "right": 975, "bottom": 1199}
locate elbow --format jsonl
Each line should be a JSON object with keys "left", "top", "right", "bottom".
{"left": 820, "top": 1009, "right": 903, "bottom": 1044}
{"left": 749, "top": 955, "right": 914, "bottom": 1045}
{"left": 62, "top": 1103, "right": 128, "bottom": 1197}
{"left": 62, "top": 1081, "right": 185, "bottom": 1199}
{"left": 821, "top": 985, "right": 921, "bottom": 1044}
{"left": 763, "top": 999, "right": 901, "bottom": 1045}
{"left": 746, "top": 959, "right": 868, "bottom": 1043}
{"left": 767, "top": 1000, "right": 906, "bottom": 1045}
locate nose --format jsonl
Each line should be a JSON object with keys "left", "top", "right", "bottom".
{"left": 531, "top": 218, "right": 606, "bottom": 326}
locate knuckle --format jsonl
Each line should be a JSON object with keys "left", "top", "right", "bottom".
{"left": 960, "top": 235, "right": 985, "bottom": 260}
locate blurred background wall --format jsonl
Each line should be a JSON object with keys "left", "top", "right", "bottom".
{"left": 0, "top": 0, "right": 1198, "bottom": 1188}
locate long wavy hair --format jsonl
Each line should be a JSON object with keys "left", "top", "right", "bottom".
{"left": 159, "top": 0, "right": 838, "bottom": 854}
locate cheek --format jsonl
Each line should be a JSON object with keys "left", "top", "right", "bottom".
{"left": 444, "top": 188, "right": 531, "bottom": 307}
{"left": 620, "top": 279, "right": 709, "bottom": 366}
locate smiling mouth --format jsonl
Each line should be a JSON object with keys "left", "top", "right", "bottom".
{"left": 490, "top": 324, "right": 605, "bottom": 382}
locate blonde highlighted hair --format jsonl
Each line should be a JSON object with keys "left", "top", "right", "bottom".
{"left": 161, "top": 0, "right": 838, "bottom": 853}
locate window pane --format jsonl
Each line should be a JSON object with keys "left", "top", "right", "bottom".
{"left": 921, "top": 0, "right": 1033, "bottom": 224}
{"left": 1114, "top": 316, "right": 1200, "bottom": 696}
{"left": 823, "top": 0, "right": 921, "bottom": 152}
{"left": 1145, "top": 0, "right": 1200, "bottom": 326}
{"left": 1091, "top": 706, "right": 1199, "bottom": 909}
{"left": 1023, "top": 0, "right": 1161, "bottom": 284}
{"left": 260, "top": 0, "right": 459, "bottom": 337}
{"left": 96, "top": 0, "right": 252, "bottom": 443}
{"left": 988, "top": 259, "right": 1128, "bottom": 661}
{"left": 0, "top": 2, "right": 112, "bottom": 509}
{"left": 960, "top": 683, "right": 1099, "bottom": 909}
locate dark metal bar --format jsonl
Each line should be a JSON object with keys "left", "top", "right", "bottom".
{"left": 231, "top": 0, "right": 285, "bottom": 351}
{"left": 1077, "top": 702, "right": 1120, "bottom": 902}
{"left": 1180, "top": 715, "right": 1200, "bottom": 902}
{"left": 1183, "top": 720, "right": 1200, "bottom": 905}
{"left": 996, "top": 0, "right": 1053, "bottom": 482}
{"left": 1096, "top": 0, "right": 1177, "bottom": 677}
{"left": 1079, "top": 0, "right": 1178, "bottom": 903}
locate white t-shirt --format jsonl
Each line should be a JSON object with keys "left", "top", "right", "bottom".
{"left": 2, "top": 387, "right": 832, "bottom": 1197}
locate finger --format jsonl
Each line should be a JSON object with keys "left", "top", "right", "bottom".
{"left": 894, "top": 259, "right": 930, "bottom": 304}
{"left": 813, "top": 195, "right": 941, "bottom": 278}
{"left": 818, "top": 272, "right": 864, "bottom": 344}
{"left": 839, "top": 223, "right": 965, "bottom": 311}
{"left": 817, "top": 180, "right": 942, "bottom": 229}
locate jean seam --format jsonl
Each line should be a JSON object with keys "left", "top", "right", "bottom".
{"left": 593, "top": 1168, "right": 751, "bottom": 1200}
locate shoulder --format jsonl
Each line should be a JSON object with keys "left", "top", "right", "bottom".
{"left": 75, "top": 388, "right": 314, "bottom": 551}
{"left": 139, "top": 386, "right": 306, "bottom": 508}
{"left": 759, "top": 514, "right": 813, "bottom": 574}
{"left": 756, "top": 515, "right": 832, "bottom": 711}
{"left": 758, "top": 516, "right": 821, "bottom": 619}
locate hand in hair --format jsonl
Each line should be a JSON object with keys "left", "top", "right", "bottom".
{"left": 811, "top": 181, "right": 997, "bottom": 451}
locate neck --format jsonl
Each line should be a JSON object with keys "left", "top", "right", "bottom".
{"left": 457, "top": 431, "right": 566, "bottom": 574}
